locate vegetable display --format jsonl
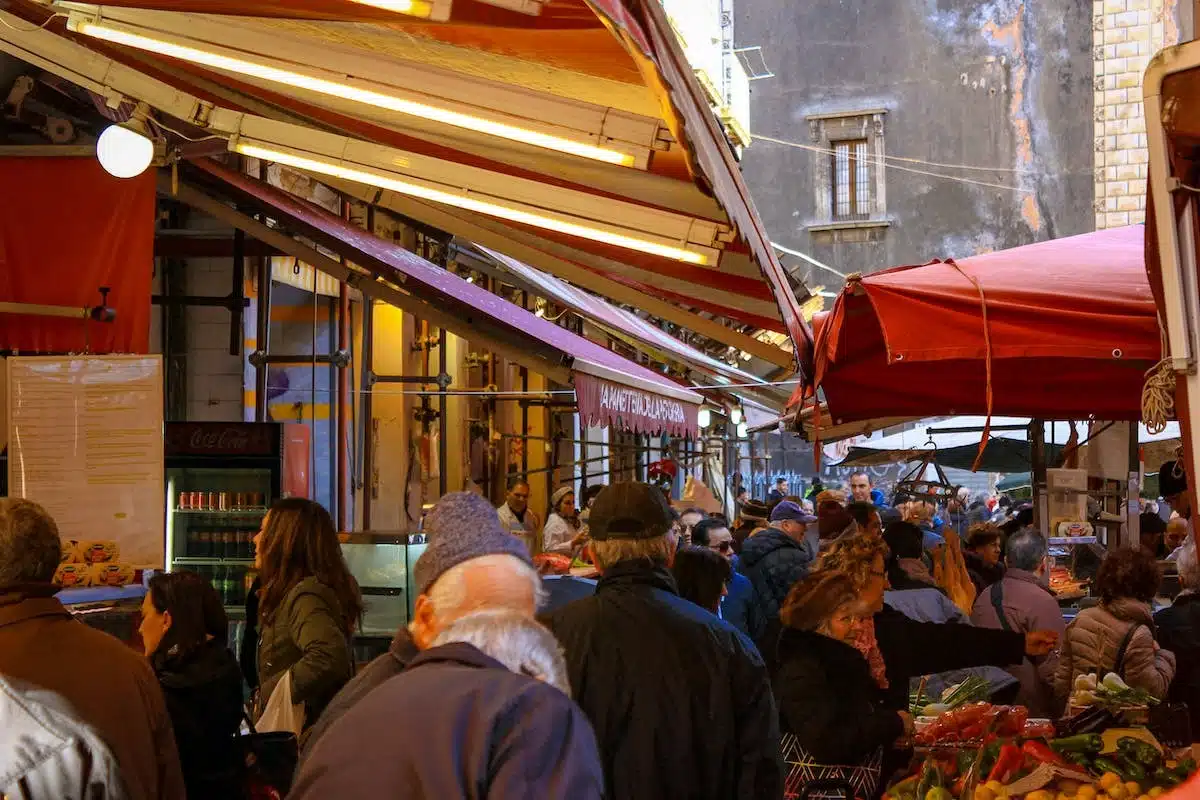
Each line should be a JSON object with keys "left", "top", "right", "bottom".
{"left": 885, "top": 703, "right": 1196, "bottom": 800}
{"left": 1069, "top": 674, "right": 1160, "bottom": 712}
{"left": 912, "top": 677, "right": 994, "bottom": 717}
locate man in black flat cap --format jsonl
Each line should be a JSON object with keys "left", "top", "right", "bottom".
{"left": 541, "top": 482, "right": 781, "bottom": 800}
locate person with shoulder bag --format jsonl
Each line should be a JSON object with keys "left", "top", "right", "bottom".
{"left": 252, "top": 498, "right": 363, "bottom": 742}
{"left": 1054, "top": 547, "right": 1176, "bottom": 703}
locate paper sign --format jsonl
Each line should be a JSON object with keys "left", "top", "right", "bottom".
{"left": 6, "top": 356, "right": 164, "bottom": 567}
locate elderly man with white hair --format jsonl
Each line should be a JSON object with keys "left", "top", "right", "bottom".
{"left": 1155, "top": 531, "right": 1200, "bottom": 734}
{"left": 292, "top": 610, "right": 603, "bottom": 798}
{"left": 300, "top": 492, "right": 546, "bottom": 760}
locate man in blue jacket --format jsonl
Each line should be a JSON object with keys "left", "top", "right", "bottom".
{"left": 692, "top": 517, "right": 752, "bottom": 636}
{"left": 739, "top": 500, "right": 818, "bottom": 641}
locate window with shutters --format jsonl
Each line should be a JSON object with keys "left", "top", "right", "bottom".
{"left": 831, "top": 139, "right": 871, "bottom": 220}
{"left": 806, "top": 110, "right": 888, "bottom": 235}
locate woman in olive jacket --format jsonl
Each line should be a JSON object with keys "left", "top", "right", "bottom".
{"left": 252, "top": 498, "right": 362, "bottom": 734}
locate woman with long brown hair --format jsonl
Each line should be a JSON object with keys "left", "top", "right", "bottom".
{"left": 252, "top": 498, "right": 362, "bottom": 734}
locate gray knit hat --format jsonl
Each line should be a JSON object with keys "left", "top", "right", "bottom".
{"left": 413, "top": 492, "right": 532, "bottom": 594}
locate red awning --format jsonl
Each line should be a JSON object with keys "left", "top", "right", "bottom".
{"left": 0, "top": 0, "right": 807, "bottom": 368}
{"left": 190, "top": 159, "right": 701, "bottom": 437}
{"left": 478, "top": 246, "right": 770, "bottom": 386}
{"left": 803, "top": 226, "right": 1161, "bottom": 425}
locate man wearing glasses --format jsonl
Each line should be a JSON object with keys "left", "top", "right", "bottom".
{"left": 693, "top": 518, "right": 752, "bottom": 637}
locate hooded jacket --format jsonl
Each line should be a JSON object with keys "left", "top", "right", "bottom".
{"left": 154, "top": 638, "right": 245, "bottom": 799}
{"left": 0, "top": 675, "right": 129, "bottom": 800}
{"left": 738, "top": 527, "right": 814, "bottom": 641}
{"left": 542, "top": 559, "right": 782, "bottom": 800}
{"left": 1054, "top": 598, "right": 1176, "bottom": 702}
{"left": 291, "top": 642, "right": 604, "bottom": 799}
{"left": 773, "top": 628, "right": 904, "bottom": 765}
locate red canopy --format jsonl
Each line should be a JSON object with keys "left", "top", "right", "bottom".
{"left": 800, "top": 226, "right": 1161, "bottom": 425}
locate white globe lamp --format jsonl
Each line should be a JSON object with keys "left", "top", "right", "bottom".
{"left": 730, "top": 407, "right": 743, "bottom": 425}
{"left": 697, "top": 407, "right": 712, "bottom": 429}
{"left": 736, "top": 422, "right": 749, "bottom": 438}
{"left": 96, "top": 123, "right": 155, "bottom": 179}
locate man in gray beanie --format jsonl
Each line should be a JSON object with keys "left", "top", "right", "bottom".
{"left": 299, "top": 491, "right": 545, "bottom": 761}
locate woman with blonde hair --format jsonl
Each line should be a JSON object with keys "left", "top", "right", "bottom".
{"left": 252, "top": 498, "right": 363, "bottom": 734}
{"left": 784, "top": 534, "right": 1057, "bottom": 713}
{"left": 775, "top": 571, "right": 911, "bottom": 773}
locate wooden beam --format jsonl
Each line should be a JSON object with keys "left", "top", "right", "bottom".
{"left": 161, "top": 174, "right": 572, "bottom": 384}
{"left": 154, "top": 236, "right": 283, "bottom": 258}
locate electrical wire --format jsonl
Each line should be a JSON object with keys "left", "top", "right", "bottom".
{"left": 754, "top": 134, "right": 1037, "bottom": 194}
{"left": 207, "top": 376, "right": 806, "bottom": 398}
{"left": 754, "top": 133, "right": 1043, "bottom": 174}
{"left": 0, "top": 11, "right": 63, "bottom": 32}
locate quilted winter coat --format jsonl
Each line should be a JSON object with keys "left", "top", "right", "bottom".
{"left": 1053, "top": 597, "right": 1176, "bottom": 702}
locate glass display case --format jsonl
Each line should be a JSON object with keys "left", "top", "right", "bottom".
{"left": 340, "top": 532, "right": 428, "bottom": 637}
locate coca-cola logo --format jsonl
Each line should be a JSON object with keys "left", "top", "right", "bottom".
{"left": 189, "top": 428, "right": 251, "bottom": 450}
{"left": 167, "top": 423, "right": 274, "bottom": 456}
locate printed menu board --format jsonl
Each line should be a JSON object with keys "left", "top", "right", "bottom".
{"left": 6, "top": 356, "right": 164, "bottom": 568}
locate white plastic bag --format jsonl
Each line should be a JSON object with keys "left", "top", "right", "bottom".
{"left": 257, "top": 671, "right": 305, "bottom": 736}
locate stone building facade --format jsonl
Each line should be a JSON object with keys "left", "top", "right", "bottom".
{"left": 1093, "top": 0, "right": 1187, "bottom": 229}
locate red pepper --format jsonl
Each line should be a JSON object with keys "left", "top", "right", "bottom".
{"left": 1021, "top": 740, "right": 1068, "bottom": 767}
{"left": 988, "top": 744, "right": 1023, "bottom": 783}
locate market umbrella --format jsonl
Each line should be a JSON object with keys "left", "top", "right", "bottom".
{"left": 836, "top": 419, "right": 1068, "bottom": 472}
{"left": 837, "top": 417, "right": 1180, "bottom": 473}
{"left": 795, "top": 226, "right": 1161, "bottom": 431}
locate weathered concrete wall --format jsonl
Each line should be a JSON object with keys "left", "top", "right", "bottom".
{"left": 736, "top": 0, "right": 1095, "bottom": 284}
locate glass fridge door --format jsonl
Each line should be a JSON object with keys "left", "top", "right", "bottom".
{"left": 165, "top": 465, "right": 271, "bottom": 616}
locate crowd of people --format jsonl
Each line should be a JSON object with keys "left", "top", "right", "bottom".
{"left": 5, "top": 464, "right": 1200, "bottom": 799}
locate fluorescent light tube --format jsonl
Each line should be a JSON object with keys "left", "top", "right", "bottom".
{"left": 231, "top": 139, "right": 711, "bottom": 265}
{"left": 68, "top": 15, "right": 643, "bottom": 167}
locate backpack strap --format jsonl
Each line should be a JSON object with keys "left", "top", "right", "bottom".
{"left": 990, "top": 582, "right": 1013, "bottom": 632}
{"left": 1113, "top": 622, "right": 1148, "bottom": 678}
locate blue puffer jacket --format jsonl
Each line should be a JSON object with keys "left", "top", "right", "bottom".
{"left": 738, "top": 527, "right": 814, "bottom": 641}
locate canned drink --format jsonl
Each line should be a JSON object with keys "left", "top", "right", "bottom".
{"left": 235, "top": 492, "right": 246, "bottom": 510}
{"left": 251, "top": 492, "right": 264, "bottom": 508}
{"left": 179, "top": 492, "right": 191, "bottom": 510}
{"left": 218, "top": 492, "right": 229, "bottom": 512}
{"left": 207, "top": 492, "right": 218, "bottom": 511}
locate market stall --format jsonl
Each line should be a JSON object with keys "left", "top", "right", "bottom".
{"left": 888, "top": 690, "right": 1196, "bottom": 800}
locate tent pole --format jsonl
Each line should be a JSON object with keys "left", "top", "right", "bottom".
{"left": 1031, "top": 420, "right": 1049, "bottom": 536}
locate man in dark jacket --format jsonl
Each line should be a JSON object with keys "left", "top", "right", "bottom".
{"left": 739, "top": 500, "right": 818, "bottom": 641}
{"left": 542, "top": 482, "right": 781, "bottom": 800}
{"left": 300, "top": 492, "right": 543, "bottom": 761}
{"left": 1154, "top": 460, "right": 1200, "bottom": 733}
{"left": 292, "top": 610, "right": 603, "bottom": 798}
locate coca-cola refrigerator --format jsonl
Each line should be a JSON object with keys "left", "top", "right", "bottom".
{"left": 164, "top": 422, "right": 308, "bottom": 618}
